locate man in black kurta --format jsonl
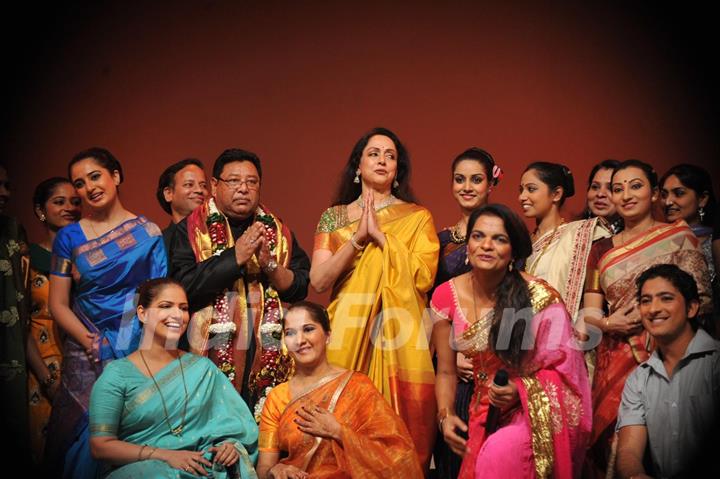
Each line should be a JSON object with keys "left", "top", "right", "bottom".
{"left": 170, "top": 149, "right": 309, "bottom": 410}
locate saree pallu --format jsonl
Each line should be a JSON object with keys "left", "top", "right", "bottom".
{"left": 525, "top": 217, "right": 611, "bottom": 322}
{"left": 28, "top": 244, "right": 63, "bottom": 464}
{"left": 314, "top": 203, "right": 439, "bottom": 469}
{"left": 589, "top": 221, "right": 711, "bottom": 454}
{"left": 89, "top": 354, "right": 258, "bottom": 478}
{"left": 46, "top": 216, "right": 168, "bottom": 478}
{"left": 258, "top": 370, "right": 423, "bottom": 477}
{"left": 432, "top": 279, "right": 592, "bottom": 479}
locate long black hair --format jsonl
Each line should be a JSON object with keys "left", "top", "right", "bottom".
{"left": 466, "top": 204, "right": 534, "bottom": 368}
{"left": 331, "top": 127, "right": 417, "bottom": 206}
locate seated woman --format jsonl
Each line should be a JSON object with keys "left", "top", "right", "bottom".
{"left": 256, "top": 301, "right": 423, "bottom": 479}
{"left": 88, "top": 278, "right": 258, "bottom": 478}
{"left": 432, "top": 204, "right": 591, "bottom": 479}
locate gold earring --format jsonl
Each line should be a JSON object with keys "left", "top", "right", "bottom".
{"left": 39, "top": 213, "right": 46, "bottom": 222}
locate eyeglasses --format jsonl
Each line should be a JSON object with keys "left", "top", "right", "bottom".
{"left": 217, "top": 177, "right": 260, "bottom": 191}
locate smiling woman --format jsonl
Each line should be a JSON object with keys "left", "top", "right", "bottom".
{"left": 518, "top": 162, "right": 611, "bottom": 323}
{"left": 582, "top": 159, "right": 713, "bottom": 477}
{"left": 88, "top": 278, "right": 259, "bottom": 479}
{"left": 45, "top": 147, "right": 168, "bottom": 478}
{"left": 256, "top": 301, "right": 422, "bottom": 479}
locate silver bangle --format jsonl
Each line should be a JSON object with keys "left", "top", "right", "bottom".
{"left": 350, "top": 234, "right": 365, "bottom": 251}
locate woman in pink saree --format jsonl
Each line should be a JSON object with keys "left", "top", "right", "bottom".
{"left": 432, "top": 204, "right": 591, "bottom": 478}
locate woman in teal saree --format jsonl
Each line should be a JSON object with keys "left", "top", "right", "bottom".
{"left": 89, "top": 278, "right": 258, "bottom": 478}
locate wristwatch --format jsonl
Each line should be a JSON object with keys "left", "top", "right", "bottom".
{"left": 264, "top": 259, "right": 278, "bottom": 274}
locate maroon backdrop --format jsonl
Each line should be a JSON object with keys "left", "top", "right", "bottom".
{"left": 4, "top": 2, "right": 718, "bottom": 303}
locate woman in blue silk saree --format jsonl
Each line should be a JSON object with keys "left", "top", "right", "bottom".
{"left": 46, "top": 149, "right": 168, "bottom": 478}
{"left": 89, "top": 278, "right": 258, "bottom": 478}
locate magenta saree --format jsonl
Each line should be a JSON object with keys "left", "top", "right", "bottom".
{"left": 431, "top": 278, "right": 591, "bottom": 478}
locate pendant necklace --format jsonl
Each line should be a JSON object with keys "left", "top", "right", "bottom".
{"left": 139, "top": 350, "right": 189, "bottom": 436}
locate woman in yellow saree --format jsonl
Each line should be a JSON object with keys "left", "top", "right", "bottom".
{"left": 310, "top": 128, "right": 439, "bottom": 469}
{"left": 257, "top": 301, "right": 422, "bottom": 479}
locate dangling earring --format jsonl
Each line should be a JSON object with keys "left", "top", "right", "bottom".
{"left": 464, "top": 255, "right": 469, "bottom": 265}
{"left": 354, "top": 172, "right": 360, "bottom": 184}
{"left": 699, "top": 207, "right": 706, "bottom": 223}
{"left": 508, "top": 261, "right": 514, "bottom": 272}
{"left": 39, "top": 213, "right": 46, "bottom": 222}
{"left": 393, "top": 179, "right": 399, "bottom": 189}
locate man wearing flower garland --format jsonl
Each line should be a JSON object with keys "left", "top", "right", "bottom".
{"left": 170, "top": 149, "right": 310, "bottom": 416}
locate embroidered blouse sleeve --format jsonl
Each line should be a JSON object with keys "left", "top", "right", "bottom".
{"left": 50, "top": 226, "right": 74, "bottom": 277}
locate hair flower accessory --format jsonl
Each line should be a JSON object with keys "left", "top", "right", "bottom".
{"left": 492, "top": 164, "right": 504, "bottom": 184}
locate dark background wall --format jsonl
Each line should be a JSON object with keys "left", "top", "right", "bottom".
{"left": 3, "top": 1, "right": 718, "bottom": 302}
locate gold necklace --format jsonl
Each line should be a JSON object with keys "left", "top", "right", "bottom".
{"left": 139, "top": 351, "right": 188, "bottom": 436}
{"left": 527, "top": 219, "right": 565, "bottom": 275}
{"left": 356, "top": 194, "right": 397, "bottom": 211}
{"left": 87, "top": 212, "right": 132, "bottom": 238}
{"left": 449, "top": 220, "right": 466, "bottom": 244}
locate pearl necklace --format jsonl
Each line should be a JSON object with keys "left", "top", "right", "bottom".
{"left": 356, "top": 194, "right": 397, "bottom": 211}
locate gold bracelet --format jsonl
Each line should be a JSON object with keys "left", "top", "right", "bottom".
{"left": 350, "top": 234, "right": 365, "bottom": 251}
{"left": 146, "top": 447, "right": 157, "bottom": 460}
{"left": 137, "top": 444, "right": 147, "bottom": 461}
{"left": 605, "top": 316, "right": 611, "bottom": 330}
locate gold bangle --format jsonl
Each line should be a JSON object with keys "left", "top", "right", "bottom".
{"left": 605, "top": 316, "right": 610, "bottom": 330}
{"left": 137, "top": 444, "right": 147, "bottom": 461}
{"left": 146, "top": 447, "right": 157, "bottom": 460}
{"left": 350, "top": 234, "right": 365, "bottom": 251}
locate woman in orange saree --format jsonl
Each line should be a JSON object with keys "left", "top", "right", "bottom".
{"left": 583, "top": 160, "right": 712, "bottom": 477}
{"left": 310, "top": 128, "right": 439, "bottom": 470}
{"left": 256, "top": 301, "right": 422, "bottom": 479}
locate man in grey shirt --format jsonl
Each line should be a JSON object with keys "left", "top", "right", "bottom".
{"left": 616, "top": 264, "right": 720, "bottom": 479}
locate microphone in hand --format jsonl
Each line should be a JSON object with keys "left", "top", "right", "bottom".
{"left": 484, "top": 369, "right": 509, "bottom": 436}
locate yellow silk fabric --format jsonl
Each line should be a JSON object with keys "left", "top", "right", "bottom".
{"left": 314, "top": 202, "right": 439, "bottom": 468}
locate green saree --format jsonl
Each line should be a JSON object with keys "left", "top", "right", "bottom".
{"left": 89, "top": 353, "right": 258, "bottom": 478}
